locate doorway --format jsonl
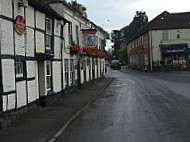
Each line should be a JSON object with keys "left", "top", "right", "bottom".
{"left": 38, "top": 61, "right": 46, "bottom": 106}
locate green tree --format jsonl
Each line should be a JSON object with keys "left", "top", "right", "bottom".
{"left": 116, "top": 47, "right": 127, "bottom": 65}
{"left": 111, "top": 11, "right": 148, "bottom": 62}
{"left": 121, "top": 11, "right": 148, "bottom": 41}
{"left": 111, "top": 30, "right": 123, "bottom": 49}
{"left": 105, "top": 48, "right": 114, "bottom": 61}
{"left": 68, "top": 0, "right": 88, "bottom": 17}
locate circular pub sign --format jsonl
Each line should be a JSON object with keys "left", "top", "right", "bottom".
{"left": 14, "top": 15, "right": 26, "bottom": 35}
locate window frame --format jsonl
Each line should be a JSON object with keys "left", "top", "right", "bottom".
{"left": 45, "top": 17, "right": 53, "bottom": 50}
{"left": 70, "top": 59, "right": 74, "bottom": 84}
{"left": 15, "top": 60, "right": 24, "bottom": 78}
{"left": 46, "top": 61, "right": 52, "bottom": 91}
{"left": 68, "top": 23, "right": 72, "bottom": 45}
{"left": 65, "top": 59, "right": 69, "bottom": 86}
{"left": 76, "top": 25, "right": 79, "bottom": 46}
{"left": 162, "top": 30, "right": 170, "bottom": 41}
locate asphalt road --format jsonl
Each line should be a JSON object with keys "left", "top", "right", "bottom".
{"left": 56, "top": 67, "right": 190, "bottom": 142}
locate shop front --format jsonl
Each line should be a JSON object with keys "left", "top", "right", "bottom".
{"left": 161, "top": 43, "right": 189, "bottom": 70}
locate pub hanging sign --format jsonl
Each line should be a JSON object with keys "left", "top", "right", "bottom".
{"left": 14, "top": 15, "right": 26, "bottom": 35}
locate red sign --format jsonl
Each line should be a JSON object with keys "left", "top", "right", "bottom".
{"left": 82, "top": 30, "right": 97, "bottom": 34}
{"left": 14, "top": 15, "right": 26, "bottom": 35}
{"left": 83, "top": 46, "right": 97, "bottom": 51}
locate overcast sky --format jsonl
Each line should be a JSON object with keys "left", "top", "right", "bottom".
{"left": 68, "top": 0, "right": 190, "bottom": 49}
{"left": 69, "top": 0, "right": 190, "bottom": 33}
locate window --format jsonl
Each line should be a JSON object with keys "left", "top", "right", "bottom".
{"left": 83, "top": 60, "right": 86, "bottom": 70}
{"left": 46, "top": 18, "right": 53, "bottom": 50}
{"left": 70, "top": 59, "right": 74, "bottom": 84}
{"left": 15, "top": 60, "right": 24, "bottom": 78}
{"left": 177, "top": 34, "right": 180, "bottom": 39}
{"left": 68, "top": 23, "right": 72, "bottom": 45}
{"left": 140, "top": 36, "right": 144, "bottom": 45}
{"left": 136, "top": 39, "right": 138, "bottom": 47}
{"left": 76, "top": 25, "right": 79, "bottom": 45}
{"left": 87, "top": 59, "right": 90, "bottom": 66}
{"left": 65, "top": 59, "right": 69, "bottom": 86}
{"left": 99, "top": 38, "right": 102, "bottom": 49}
{"left": 162, "top": 30, "right": 169, "bottom": 41}
{"left": 46, "top": 61, "right": 52, "bottom": 91}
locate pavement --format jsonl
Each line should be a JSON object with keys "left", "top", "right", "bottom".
{"left": 0, "top": 77, "right": 114, "bottom": 142}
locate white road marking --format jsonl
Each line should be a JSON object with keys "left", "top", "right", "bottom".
{"left": 125, "top": 79, "right": 135, "bottom": 85}
{"left": 115, "top": 84, "right": 128, "bottom": 87}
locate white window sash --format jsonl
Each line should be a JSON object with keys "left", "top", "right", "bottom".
{"left": 15, "top": 61, "right": 23, "bottom": 78}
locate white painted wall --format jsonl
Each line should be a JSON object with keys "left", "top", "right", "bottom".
{"left": 54, "top": 36, "right": 61, "bottom": 59}
{"left": 26, "top": 61, "right": 38, "bottom": 104}
{"left": 16, "top": 81, "right": 27, "bottom": 108}
{"left": 168, "top": 29, "right": 190, "bottom": 43}
{"left": 14, "top": 0, "right": 24, "bottom": 18}
{"left": 1, "top": 59, "right": 15, "bottom": 92}
{"left": 54, "top": 19, "right": 61, "bottom": 37}
{"left": 0, "top": 19, "right": 14, "bottom": 55}
{"left": 15, "top": 32, "right": 25, "bottom": 56}
{"left": 1, "top": 59, "right": 16, "bottom": 111}
{"left": 53, "top": 61, "right": 62, "bottom": 93}
{"left": 151, "top": 29, "right": 190, "bottom": 62}
{"left": 26, "top": 6, "right": 35, "bottom": 28}
{"left": 26, "top": 28, "right": 35, "bottom": 57}
{"left": 35, "top": 11, "right": 45, "bottom": 30}
{"left": 27, "top": 80, "right": 37, "bottom": 103}
{"left": 0, "top": 0, "right": 12, "bottom": 18}
{"left": 0, "top": 1, "right": 106, "bottom": 113}
{"left": 2, "top": 93, "right": 16, "bottom": 111}
{"left": 27, "top": 61, "right": 35, "bottom": 78}
{"left": 36, "top": 31, "right": 45, "bottom": 53}
{"left": 7, "top": 94, "right": 16, "bottom": 110}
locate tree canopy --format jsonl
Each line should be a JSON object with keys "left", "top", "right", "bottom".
{"left": 111, "top": 11, "right": 148, "bottom": 50}
{"left": 121, "top": 11, "right": 148, "bottom": 41}
{"left": 67, "top": 0, "right": 87, "bottom": 17}
{"left": 110, "top": 11, "right": 148, "bottom": 62}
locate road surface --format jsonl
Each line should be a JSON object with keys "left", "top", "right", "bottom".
{"left": 56, "top": 68, "right": 190, "bottom": 142}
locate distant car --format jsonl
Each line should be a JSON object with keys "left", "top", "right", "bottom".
{"left": 110, "top": 60, "right": 121, "bottom": 69}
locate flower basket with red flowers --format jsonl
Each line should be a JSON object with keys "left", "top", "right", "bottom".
{"left": 69, "top": 41, "right": 81, "bottom": 55}
{"left": 83, "top": 47, "right": 106, "bottom": 58}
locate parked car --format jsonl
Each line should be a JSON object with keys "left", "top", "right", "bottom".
{"left": 110, "top": 60, "right": 121, "bottom": 69}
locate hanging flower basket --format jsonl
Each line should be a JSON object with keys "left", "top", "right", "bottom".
{"left": 83, "top": 48, "right": 106, "bottom": 58}
{"left": 69, "top": 41, "right": 81, "bottom": 55}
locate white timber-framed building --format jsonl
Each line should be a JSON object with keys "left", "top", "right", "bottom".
{"left": 0, "top": 0, "right": 106, "bottom": 113}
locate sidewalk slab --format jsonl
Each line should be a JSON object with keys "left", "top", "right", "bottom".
{"left": 0, "top": 77, "right": 113, "bottom": 142}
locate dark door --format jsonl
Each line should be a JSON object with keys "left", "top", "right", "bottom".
{"left": 83, "top": 60, "right": 86, "bottom": 82}
{"left": 0, "top": 59, "right": 3, "bottom": 111}
{"left": 92, "top": 59, "right": 95, "bottom": 80}
{"left": 89, "top": 59, "right": 91, "bottom": 80}
{"left": 60, "top": 25, "right": 64, "bottom": 92}
{"left": 77, "top": 60, "right": 81, "bottom": 89}
{"left": 38, "top": 61, "right": 46, "bottom": 106}
{"left": 65, "top": 59, "right": 69, "bottom": 87}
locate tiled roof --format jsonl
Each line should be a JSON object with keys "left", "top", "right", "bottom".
{"left": 128, "top": 11, "right": 190, "bottom": 42}
{"left": 28, "top": 0, "right": 69, "bottom": 22}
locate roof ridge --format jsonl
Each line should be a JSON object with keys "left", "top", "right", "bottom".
{"left": 170, "top": 11, "right": 190, "bottom": 15}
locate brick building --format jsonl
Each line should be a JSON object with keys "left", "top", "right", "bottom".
{"left": 127, "top": 11, "right": 190, "bottom": 71}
